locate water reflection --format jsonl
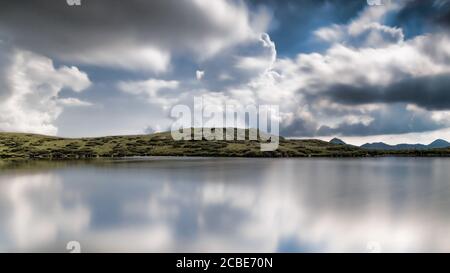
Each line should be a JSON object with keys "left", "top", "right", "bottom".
{"left": 1, "top": 157, "right": 450, "bottom": 252}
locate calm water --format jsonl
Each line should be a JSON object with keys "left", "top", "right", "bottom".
{"left": 1, "top": 157, "right": 450, "bottom": 252}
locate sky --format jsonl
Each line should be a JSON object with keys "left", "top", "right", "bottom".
{"left": 0, "top": 0, "right": 450, "bottom": 145}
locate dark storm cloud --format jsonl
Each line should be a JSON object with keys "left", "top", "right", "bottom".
{"left": 436, "top": 7, "right": 450, "bottom": 27}
{"left": 0, "top": 0, "right": 192, "bottom": 49}
{"left": 281, "top": 102, "right": 446, "bottom": 137}
{"left": 316, "top": 106, "right": 444, "bottom": 136}
{"left": 280, "top": 117, "right": 318, "bottom": 137}
{"left": 320, "top": 73, "right": 450, "bottom": 111}
{"left": 0, "top": 43, "right": 12, "bottom": 100}
{"left": 0, "top": 0, "right": 263, "bottom": 69}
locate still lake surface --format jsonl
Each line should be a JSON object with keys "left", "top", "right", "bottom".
{"left": 1, "top": 157, "right": 450, "bottom": 252}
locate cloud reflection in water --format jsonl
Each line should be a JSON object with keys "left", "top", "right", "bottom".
{"left": 1, "top": 158, "right": 450, "bottom": 252}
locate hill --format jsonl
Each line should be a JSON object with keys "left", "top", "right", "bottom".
{"left": 329, "top": 138, "right": 346, "bottom": 145}
{"left": 0, "top": 129, "right": 368, "bottom": 159}
{"left": 1, "top": 129, "right": 450, "bottom": 159}
{"left": 428, "top": 139, "right": 450, "bottom": 149}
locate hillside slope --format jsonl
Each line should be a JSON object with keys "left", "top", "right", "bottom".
{"left": 1, "top": 129, "right": 450, "bottom": 159}
{"left": 0, "top": 129, "right": 367, "bottom": 159}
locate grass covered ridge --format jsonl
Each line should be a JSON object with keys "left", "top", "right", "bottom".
{"left": 1, "top": 129, "right": 449, "bottom": 159}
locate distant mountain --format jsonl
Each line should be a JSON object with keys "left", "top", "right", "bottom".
{"left": 361, "top": 142, "right": 397, "bottom": 150}
{"left": 428, "top": 139, "right": 450, "bottom": 149}
{"left": 329, "top": 138, "right": 346, "bottom": 145}
{"left": 395, "top": 143, "right": 427, "bottom": 150}
{"left": 361, "top": 139, "right": 450, "bottom": 150}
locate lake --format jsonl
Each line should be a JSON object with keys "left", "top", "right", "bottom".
{"left": 1, "top": 157, "right": 450, "bottom": 252}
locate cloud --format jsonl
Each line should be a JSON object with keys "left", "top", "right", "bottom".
{"left": 392, "top": 0, "right": 450, "bottom": 35}
{"left": 270, "top": 7, "right": 450, "bottom": 137}
{"left": 235, "top": 33, "right": 276, "bottom": 74}
{"left": 67, "top": 46, "right": 170, "bottom": 73}
{"left": 280, "top": 113, "right": 318, "bottom": 137}
{"left": 314, "top": 2, "right": 404, "bottom": 47}
{"left": 118, "top": 79, "right": 179, "bottom": 95}
{"left": 109, "top": 1, "right": 450, "bottom": 140}
{"left": 294, "top": 34, "right": 450, "bottom": 93}
{"left": 0, "top": 44, "right": 91, "bottom": 135}
{"left": 117, "top": 79, "right": 180, "bottom": 108}
{"left": 0, "top": 173, "right": 90, "bottom": 249}
{"left": 0, "top": 0, "right": 270, "bottom": 72}
{"left": 58, "top": 98, "right": 93, "bottom": 107}
{"left": 113, "top": 33, "right": 282, "bottom": 133}
{"left": 280, "top": 31, "right": 450, "bottom": 137}
{"left": 144, "top": 125, "right": 166, "bottom": 135}
{"left": 320, "top": 73, "right": 450, "bottom": 111}
{"left": 316, "top": 104, "right": 446, "bottom": 136}
{"left": 116, "top": 19, "right": 450, "bottom": 138}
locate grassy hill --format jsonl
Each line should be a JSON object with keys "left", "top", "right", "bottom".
{"left": 1, "top": 129, "right": 449, "bottom": 159}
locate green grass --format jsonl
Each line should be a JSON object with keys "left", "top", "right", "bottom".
{"left": 1, "top": 128, "right": 449, "bottom": 159}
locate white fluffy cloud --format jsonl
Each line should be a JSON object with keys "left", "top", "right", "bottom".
{"left": 315, "top": 3, "right": 404, "bottom": 47}
{"left": 261, "top": 4, "right": 450, "bottom": 137}
{"left": 1, "top": 173, "right": 90, "bottom": 249}
{"left": 118, "top": 79, "right": 180, "bottom": 109}
{"left": 0, "top": 0, "right": 272, "bottom": 136}
{"left": 64, "top": 46, "right": 171, "bottom": 73}
{"left": 275, "top": 32, "right": 450, "bottom": 136}
{"left": 281, "top": 34, "right": 450, "bottom": 93}
{"left": 0, "top": 45, "right": 91, "bottom": 135}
